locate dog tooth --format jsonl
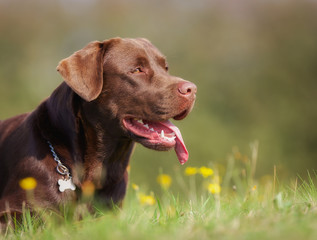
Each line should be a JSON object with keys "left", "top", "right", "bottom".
{"left": 165, "top": 136, "right": 176, "bottom": 142}
{"left": 150, "top": 128, "right": 155, "bottom": 132}
{"left": 144, "top": 124, "right": 149, "bottom": 129}
{"left": 160, "top": 130, "right": 165, "bottom": 138}
{"left": 137, "top": 119, "right": 144, "bottom": 124}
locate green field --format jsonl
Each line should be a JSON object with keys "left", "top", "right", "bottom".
{"left": 2, "top": 143, "right": 317, "bottom": 240}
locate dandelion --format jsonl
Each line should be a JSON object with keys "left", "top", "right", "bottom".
{"left": 184, "top": 167, "right": 198, "bottom": 176}
{"left": 157, "top": 174, "right": 172, "bottom": 190}
{"left": 81, "top": 181, "right": 95, "bottom": 197}
{"left": 19, "top": 177, "right": 37, "bottom": 191}
{"left": 138, "top": 193, "right": 156, "bottom": 206}
{"left": 207, "top": 183, "right": 221, "bottom": 194}
{"left": 131, "top": 183, "right": 139, "bottom": 191}
{"left": 199, "top": 166, "right": 214, "bottom": 178}
{"left": 251, "top": 185, "right": 257, "bottom": 191}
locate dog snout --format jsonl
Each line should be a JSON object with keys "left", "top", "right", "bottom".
{"left": 177, "top": 81, "right": 197, "bottom": 98}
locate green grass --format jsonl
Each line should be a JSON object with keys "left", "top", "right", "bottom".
{"left": 3, "top": 181, "right": 317, "bottom": 240}
{"left": 2, "top": 144, "right": 317, "bottom": 240}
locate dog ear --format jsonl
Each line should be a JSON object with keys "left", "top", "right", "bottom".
{"left": 56, "top": 41, "right": 107, "bottom": 102}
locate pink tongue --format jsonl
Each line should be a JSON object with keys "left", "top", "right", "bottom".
{"left": 160, "top": 120, "right": 189, "bottom": 165}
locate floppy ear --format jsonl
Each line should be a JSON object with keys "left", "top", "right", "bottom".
{"left": 56, "top": 41, "right": 106, "bottom": 102}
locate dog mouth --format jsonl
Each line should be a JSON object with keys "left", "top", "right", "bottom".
{"left": 173, "top": 109, "right": 189, "bottom": 121}
{"left": 122, "top": 118, "right": 188, "bottom": 165}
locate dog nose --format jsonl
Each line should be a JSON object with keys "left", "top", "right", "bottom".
{"left": 178, "top": 81, "right": 197, "bottom": 96}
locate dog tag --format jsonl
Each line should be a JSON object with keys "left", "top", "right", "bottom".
{"left": 58, "top": 178, "right": 76, "bottom": 192}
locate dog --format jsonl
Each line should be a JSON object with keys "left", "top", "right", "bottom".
{"left": 0, "top": 38, "right": 196, "bottom": 219}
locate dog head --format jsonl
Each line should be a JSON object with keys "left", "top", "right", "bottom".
{"left": 57, "top": 38, "right": 197, "bottom": 164}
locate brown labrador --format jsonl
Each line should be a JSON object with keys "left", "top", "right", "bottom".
{"left": 0, "top": 38, "right": 196, "bottom": 218}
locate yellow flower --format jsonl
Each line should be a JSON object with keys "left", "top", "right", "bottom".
{"left": 184, "top": 167, "right": 198, "bottom": 176}
{"left": 199, "top": 166, "right": 214, "bottom": 178}
{"left": 157, "top": 174, "right": 172, "bottom": 189}
{"left": 207, "top": 183, "right": 221, "bottom": 194}
{"left": 251, "top": 185, "right": 257, "bottom": 191}
{"left": 19, "top": 177, "right": 37, "bottom": 191}
{"left": 131, "top": 183, "right": 139, "bottom": 191}
{"left": 81, "top": 181, "right": 95, "bottom": 197}
{"left": 139, "top": 193, "right": 156, "bottom": 206}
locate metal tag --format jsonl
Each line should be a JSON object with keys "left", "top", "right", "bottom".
{"left": 58, "top": 178, "right": 76, "bottom": 192}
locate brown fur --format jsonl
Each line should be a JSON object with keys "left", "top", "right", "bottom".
{"left": 0, "top": 38, "right": 196, "bottom": 221}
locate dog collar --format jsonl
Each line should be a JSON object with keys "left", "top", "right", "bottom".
{"left": 47, "top": 141, "right": 76, "bottom": 192}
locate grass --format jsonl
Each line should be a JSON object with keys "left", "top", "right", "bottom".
{"left": 2, "top": 142, "right": 317, "bottom": 240}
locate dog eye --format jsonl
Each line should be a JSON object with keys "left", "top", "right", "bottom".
{"left": 165, "top": 64, "right": 169, "bottom": 71}
{"left": 132, "top": 67, "right": 143, "bottom": 74}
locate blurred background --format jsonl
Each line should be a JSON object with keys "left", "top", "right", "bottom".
{"left": 1, "top": 0, "right": 317, "bottom": 190}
